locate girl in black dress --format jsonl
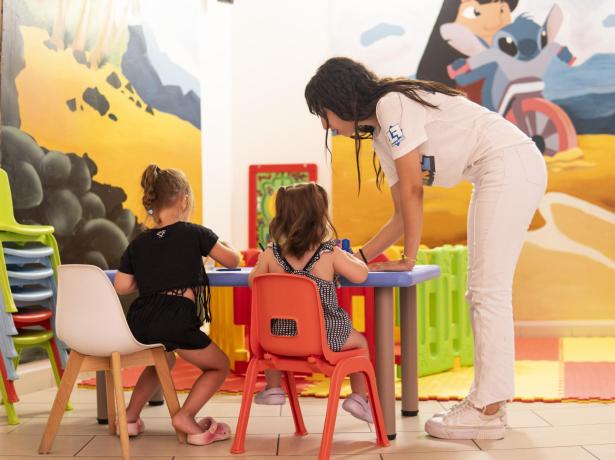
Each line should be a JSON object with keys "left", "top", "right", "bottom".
{"left": 114, "top": 164, "right": 240, "bottom": 445}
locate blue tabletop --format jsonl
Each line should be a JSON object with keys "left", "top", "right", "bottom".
{"left": 206, "top": 265, "right": 439, "bottom": 288}
{"left": 106, "top": 265, "right": 440, "bottom": 288}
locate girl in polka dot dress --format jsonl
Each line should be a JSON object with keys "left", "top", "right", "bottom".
{"left": 248, "top": 182, "right": 374, "bottom": 423}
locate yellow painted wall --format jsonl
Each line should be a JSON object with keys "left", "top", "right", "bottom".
{"left": 15, "top": 26, "right": 202, "bottom": 224}
{"left": 332, "top": 134, "right": 615, "bottom": 320}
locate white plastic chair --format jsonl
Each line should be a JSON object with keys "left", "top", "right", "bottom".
{"left": 38, "top": 264, "right": 186, "bottom": 459}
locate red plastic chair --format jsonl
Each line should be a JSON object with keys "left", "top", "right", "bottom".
{"left": 232, "top": 248, "right": 262, "bottom": 374}
{"left": 231, "top": 273, "right": 389, "bottom": 459}
{"left": 12, "top": 307, "right": 64, "bottom": 377}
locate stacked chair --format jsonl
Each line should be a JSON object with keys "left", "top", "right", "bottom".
{"left": 0, "top": 168, "right": 67, "bottom": 424}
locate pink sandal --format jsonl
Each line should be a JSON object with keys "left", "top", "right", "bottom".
{"left": 115, "top": 418, "right": 145, "bottom": 437}
{"left": 186, "top": 417, "right": 232, "bottom": 446}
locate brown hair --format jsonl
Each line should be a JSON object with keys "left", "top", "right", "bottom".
{"left": 305, "top": 57, "right": 464, "bottom": 191}
{"left": 140, "top": 164, "right": 193, "bottom": 224}
{"left": 269, "top": 182, "right": 338, "bottom": 258}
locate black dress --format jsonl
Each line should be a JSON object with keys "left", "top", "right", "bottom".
{"left": 118, "top": 221, "right": 218, "bottom": 351}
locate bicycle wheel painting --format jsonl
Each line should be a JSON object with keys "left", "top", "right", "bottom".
{"left": 328, "top": 0, "right": 615, "bottom": 322}
{"left": 248, "top": 164, "right": 317, "bottom": 249}
{"left": 0, "top": 0, "right": 202, "bottom": 269}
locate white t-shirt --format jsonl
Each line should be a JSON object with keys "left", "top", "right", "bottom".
{"left": 372, "top": 91, "right": 531, "bottom": 187}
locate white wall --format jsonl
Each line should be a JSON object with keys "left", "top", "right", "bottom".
{"left": 230, "top": 0, "right": 330, "bottom": 248}
{"left": 202, "top": 0, "right": 331, "bottom": 249}
{"left": 202, "top": 0, "right": 234, "bottom": 240}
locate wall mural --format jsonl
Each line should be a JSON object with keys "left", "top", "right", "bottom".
{"left": 329, "top": 0, "right": 615, "bottom": 321}
{"left": 0, "top": 0, "right": 202, "bottom": 269}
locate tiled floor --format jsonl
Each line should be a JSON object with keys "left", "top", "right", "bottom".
{"left": 1, "top": 387, "right": 615, "bottom": 459}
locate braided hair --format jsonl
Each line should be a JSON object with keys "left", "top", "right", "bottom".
{"left": 140, "top": 164, "right": 193, "bottom": 224}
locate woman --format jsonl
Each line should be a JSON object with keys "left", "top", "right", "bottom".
{"left": 304, "top": 57, "right": 546, "bottom": 440}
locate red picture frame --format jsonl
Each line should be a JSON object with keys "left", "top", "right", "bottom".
{"left": 248, "top": 163, "right": 318, "bottom": 249}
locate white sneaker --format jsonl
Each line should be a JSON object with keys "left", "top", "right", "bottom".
{"left": 435, "top": 399, "right": 509, "bottom": 427}
{"left": 425, "top": 399, "right": 506, "bottom": 440}
{"left": 254, "top": 387, "right": 285, "bottom": 405}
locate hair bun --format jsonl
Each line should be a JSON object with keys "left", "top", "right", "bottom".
{"left": 141, "top": 164, "right": 160, "bottom": 211}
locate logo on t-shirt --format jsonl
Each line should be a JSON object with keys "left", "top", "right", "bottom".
{"left": 387, "top": 124, "right": 405, "bottom": 147}
{"left": 156, "top": 229, "right": 166, "bottom": 239}
{"left": 421, "top": 155, "right": 436, "bottom": 186}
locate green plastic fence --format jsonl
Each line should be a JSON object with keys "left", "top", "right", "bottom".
{"left": 396, "top": 244, "right": 474, "bottom": 378}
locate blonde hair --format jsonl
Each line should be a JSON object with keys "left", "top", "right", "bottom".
{"left": 140, "top": 164, "right": 193, "bottom": 224}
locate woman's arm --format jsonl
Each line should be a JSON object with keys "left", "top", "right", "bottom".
{"left": 114, "top": 272, "right": 138, "bottom": 295}
{"left": 208, "top": 240, "right": 240, "bottom": 268}
{"left": 368, "top": 148, "right": 424, "bottom": 271}
{"left": 357, "top": 183, "right": 404, "bottom": 261}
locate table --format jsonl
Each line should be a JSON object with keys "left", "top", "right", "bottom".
{"left": 99, "top": 265, "right": 440, "bottom": 440}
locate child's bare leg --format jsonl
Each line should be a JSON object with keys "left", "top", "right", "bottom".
{"left": 172, "top": 343, "right": 230, "bottom": 434}
{"left": 264, "top": 369, "right": 282, "bottom": 389}
{"left": 341, "top": 329, "right": 369, "bottom": 398}
{"left": 126, "top": 352, "right": 176, "bottom": 422}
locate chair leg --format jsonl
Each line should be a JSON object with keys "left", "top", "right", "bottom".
{"left": 105, "top": 371, "right": 117, "bottom": 435}
{"left": 44, "top": 319, "right": 65, "bottom": 377}
{"left": 0, "top": 377, "right": 19, "bottom": 425}
{"left": 363, "top": 365, "right": 389, "bottom": 447}
{"left": 151, "top": 348, "right": 186, "bottom": 444}
{"left": 38, "top": 351, "right": 84, "bottom": 454}
{"left": 283, "top": 371, "right": 307, "bottom": 436}
{"left": 319, "top": 366, "right": 344, "bottom": 460}
{"left": 43, "top": 340, "right": 72, "bottom": 411}
{"left": 111, "top": 352, "right": 131, "bottom": 460}
{"left": 231, "top": 358, "right": 260, "bottom": 454}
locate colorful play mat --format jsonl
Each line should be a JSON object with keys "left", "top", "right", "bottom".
{"left": 79, "top": 337, "right": 615, "bottom": 402}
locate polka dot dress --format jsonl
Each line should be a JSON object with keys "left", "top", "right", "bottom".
{"left": 271, "top": 241, "right": 352, "bottom": 352}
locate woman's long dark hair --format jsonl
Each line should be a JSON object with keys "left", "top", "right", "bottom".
{"left": 416, "top": 0, "right": 518, "bottom": 86}
{"left": 305, "top": 57, "right": 464, "bottom": 191}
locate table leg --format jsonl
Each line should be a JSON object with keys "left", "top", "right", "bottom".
{"left": 96, "top": 370, "right": 108, "bottom": 424}
{"left": 374, "top": 287, "right": 396, "bottom": 440}
{"left": 149, "top": 388, "right": 164, "bottom": 406}
{"left": 400, "top": 286, "right": 419, "bottom": 416}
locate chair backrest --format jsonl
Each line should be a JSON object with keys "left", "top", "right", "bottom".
{"left": 250, "top": 273, "right": 331, "bottom": 359}
{"left": 56, "top": 264, "right": 152, "bottom": 356}
{"left": 0, "top": 168, "right": 18, "bottom": 228}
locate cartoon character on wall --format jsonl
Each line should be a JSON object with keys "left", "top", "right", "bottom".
{"left": 416, "top": 0, "right": 518, "bottom": 102}
{"left": 442, "top": 4, "right": 578, "bottom": 156}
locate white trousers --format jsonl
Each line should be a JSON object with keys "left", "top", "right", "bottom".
{"left": 464, "top": 142, "right": 547, "bottom": 408}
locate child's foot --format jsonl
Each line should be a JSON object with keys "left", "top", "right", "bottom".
{"left": 115, "top": 418, "right": 145, "bottom": 437}
{"left": 186, "top": 417, "right": 232, "bottom": 445}
{"left": 254, "top": 387, "right": 285, "bottom": 405}
{"left": 172, "top": 412, "right": 205, "bottom": 435}
{"left": 342, "top": 393, "right": 373, "bottom": 423}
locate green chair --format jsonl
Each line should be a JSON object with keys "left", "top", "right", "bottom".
{"left": 12, "top": 329, "right": 71, "bottom": 410}
{"left": 0, "top": 168, "right": 55, "bottom": 237}
{"left": 0, "top": 168, "right": 60, "bottom": 313}
{"left": 0, "top": 350, "right": 19, "bottom": 425}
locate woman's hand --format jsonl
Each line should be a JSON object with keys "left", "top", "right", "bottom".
{"left": 368, "top": 258, "right": 415, "bottom": 272}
